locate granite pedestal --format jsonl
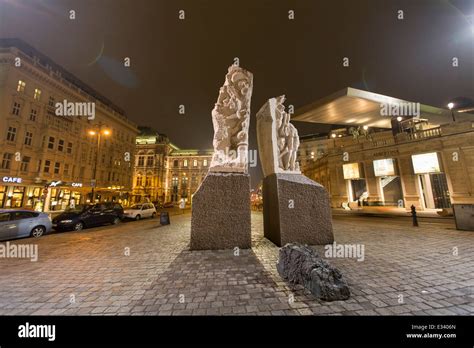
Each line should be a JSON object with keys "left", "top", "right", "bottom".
{"left": 263, "top": 173, "right": 334, "bottom": 247}
{"left": 190, "top": 172, "right": 251, "bottom": 250}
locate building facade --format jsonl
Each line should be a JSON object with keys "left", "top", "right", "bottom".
{"left": 298, "top": 133, "right": 329, "bottom": 173}
{"left": 0, "top": 39, "right": 138, "bottom": 211}
{"left": 299, "top": 120, "right": 474, "bottom": 211}
{"left": 164, "top": 149, "right": 213, "bottom": 204}
{"left": 294, "top": 87, "right": 474, "bottom": 212}
{"left": 132, "top": 127, "right": 173, "bottom": 204}
{"left": 132, "top": 127, "right": 212, "bottom": 205}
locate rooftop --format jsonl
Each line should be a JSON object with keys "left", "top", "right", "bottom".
{"left": 0, "top": 38, "right": 126, "bottom": 118}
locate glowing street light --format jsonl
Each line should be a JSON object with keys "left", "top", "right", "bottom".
{"left": 447, "top": 102, "right": 456, "bottom": 122}
{"left": 397, "top": 116, "right": 403, "bottom": 122}
{"left": 87, "top": 123, "right": 112, "bottom": 202}
{"left": 363, "top": 125, "right": 369, "bottom": 131}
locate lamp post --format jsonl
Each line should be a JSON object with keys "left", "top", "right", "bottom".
{"left": 448, "top": 102, "right": 455, "bottom": 122}
{"left": 87, "top": 123, "right": 111, "bottom": 204}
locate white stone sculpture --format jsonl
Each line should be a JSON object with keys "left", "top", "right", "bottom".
{"left": 209, "top": 65, "right": 253, "bottom": 174}
{"left": 256, "top": 95, "right": 301, "bottom": 177}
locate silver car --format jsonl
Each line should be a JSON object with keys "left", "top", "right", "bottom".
{"left": 0, "top": 209, "right": 52, "bottom": 241}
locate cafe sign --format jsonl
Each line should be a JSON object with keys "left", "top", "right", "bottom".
{"left": 2, "top": 176, "right": 22, "bottom": 184}
{"left": 71, "top": 182, "right": 83, "bottom": 187}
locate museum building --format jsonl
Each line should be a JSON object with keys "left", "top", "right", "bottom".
{"left": 295, "top": 87, "right": 474, "bottom": 211}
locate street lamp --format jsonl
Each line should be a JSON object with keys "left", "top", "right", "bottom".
{"left": 87, "top": 123, "right": 111, "bottom": 203}
{"left": 447, "top": 102, "right": 455, "bottom": 122}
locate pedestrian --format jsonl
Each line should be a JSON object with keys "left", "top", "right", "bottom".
{"left": 411, "top": 205, "right": 419, "bottom": 227}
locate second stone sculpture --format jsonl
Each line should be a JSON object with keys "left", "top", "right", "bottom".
{"left": 256, "top": 95, "right": 334, "bottom": 247}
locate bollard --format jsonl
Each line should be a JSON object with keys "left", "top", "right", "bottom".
{"left": 411, "top": 205, "right": 419, "bottom": 227}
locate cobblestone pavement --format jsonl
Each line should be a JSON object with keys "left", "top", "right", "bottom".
{"left": 0, "top": 213, "right": 473, "bottom": 316}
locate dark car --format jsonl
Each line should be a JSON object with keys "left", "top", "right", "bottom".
{"left": 52, "top": 203, "right": 124, "bottom": 231}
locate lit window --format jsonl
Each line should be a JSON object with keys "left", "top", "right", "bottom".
{"left": 34, "top": 88, "right": 41, "bottom": 101}
{"left": 17, "top": 80, "right": 26, "bottom": 92}
{"left": 183, "top": 159, "right": 188, "bottom": 167}
{"left": 203, "top": 159, "right": 208, "bottom": 166}
{"left": 193, "top": 159, "right": 197, "bottom": 167}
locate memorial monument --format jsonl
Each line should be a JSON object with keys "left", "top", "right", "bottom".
{"left": 190, "top": 65, "right": 253, "bottom": 250}
{"left": 256, "top": 95, "right": 334, "bottom": 246}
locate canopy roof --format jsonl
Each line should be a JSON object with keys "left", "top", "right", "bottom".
{"left": 293, "top": 87, "right": 473, "bottom": 128}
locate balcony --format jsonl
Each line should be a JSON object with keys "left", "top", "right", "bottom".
{"left": 318, "top": 121, "right": 473, "bottom": 157}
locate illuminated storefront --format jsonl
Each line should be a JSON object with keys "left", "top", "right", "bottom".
{"left": 25, "top": 187, "right": 44, "bottom": 211}
{"left": 411, "top": 152, "right": 451, "bottom": 209}
{"left": 0, "top": 177, "right": 90, "bottom": 211}
{"left": 48, "top": 187, "right": 83, "bottom": 211}
{"left": 0, "top": 185, "right": 6, "bottom": 207}
{"left": 373, "top": 158, "right": 404, "bottom": 206}
{"left": 343, "top": 163, "right": 367, "bottom": 202}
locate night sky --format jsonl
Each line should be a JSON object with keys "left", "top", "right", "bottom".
{"left": 1, "top": 0, "right": 473, "bottom": 186}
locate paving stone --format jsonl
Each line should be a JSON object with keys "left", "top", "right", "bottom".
{"left": 0, "top": 213, "right": 472, "bottom": 316}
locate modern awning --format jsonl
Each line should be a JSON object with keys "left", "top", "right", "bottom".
{"left": 293, "top": 87, "right": 473, "bottom": 128}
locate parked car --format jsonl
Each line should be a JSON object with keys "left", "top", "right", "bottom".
{"left": 123, "top": 203, "right": 157, "bottom": 220}
{"left": 163, "top": 202, "right": 174, "bottom": 208}
{"left": 52, "top": 203, "right": 124, "bottom": 231}
{"left": 0, "top": 209, "right": 52, "bottom": 241}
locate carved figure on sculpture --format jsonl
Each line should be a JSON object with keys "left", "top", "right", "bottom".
{"left": 256, "top": 95, "right": 301, "bottom": 178}
{"left": 275, "top": 95, "right": 300, "bottom": 172}
{"left": 210, "top": 65, "right": 253, "bottom": 173}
